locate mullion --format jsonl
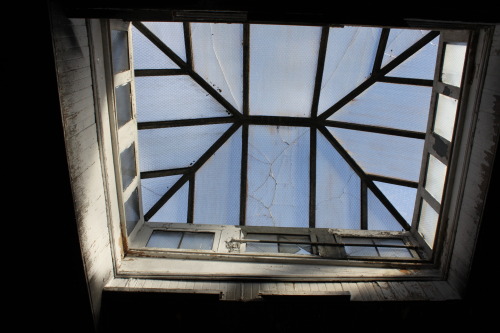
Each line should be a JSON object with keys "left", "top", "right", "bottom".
{"left": 141, "top": 167, "right": 190, "bottom": 179}
{"left": 379, "top": 76, "right": 433, "bottom": 87}
{"left": 361, "top": 180, "right": 368, "bottom": 230}
{"left": 183, "top": 22, "right": 193, "bottom": 69}
{"left": 240, "top": 124, "right": 248, "bottom": 226}
{"left": 187, "top": 174, "right": 195, "bottom": 223}
{"left": 134, "top": 69, "right": 187, "bottom": 76}
{"left": 372, "top": 28, "right": 390, "bottom": 74}
{"left": 243, "top": 23, "right": 250, "bottom": 116}
{"left": 311, "top": 26, "right": 330, "bottom": 118}
{"left": 324, "top": 119, "right": 426, "bottom": 140}
{"left": 138, "top": 117, "right": 234, "bottom": 130}
{"left": 309, "top": 128, "right": 317, "bottom": 228}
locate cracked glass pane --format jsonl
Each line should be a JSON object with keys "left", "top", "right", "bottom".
{"left": 244, "top": 234, "right": 312, "bottom": 255}
{"left": 131, "top": 25, "right": 179, "bottom": 69}
{"left": 318, "top": 26, "right": 381, "bottom": 114}
{"left": 146, "top": 231, "right": 183, "bottom": 248}
{"left": 328, "top": 127, "right": 425, "bottom": 182}
{"left": 138, "top": 123, "right": 232, "bottom": 172}
{"left": 373, "top": 181, "right": 417, "bottom": 225}
{"left": 329, "top": 82, "right": 432, "bottom": 133}
{"left": 135, "top": 76, "right": 231, "bottom": 122}
{"left": 194, "top": 127, "right": 241, "bottom": 225}
{"left": 374, "top": 238, "right": 413, "bottom": 258}
{"left": 343, "top": 238, "right": 378, "bottom": 257}
{"left": 141, "top": 175, "right": 183, "bottom": 214}
{"left": 316, "top": 130, "right": 361, "bottom": 229}
{"left": 417, "top": 199, "right": 439, "bottom": 249}
{"left": 367, "top": 189, "right": 404, "bottom": 231}
{"left": 246, "top": 126, "right": 310, "bottom": 228}
{"left": 245, "top": 234, "right": 279, "bottom": 253}
{"left": 249, "top": 24, "right": 321, "bottom": 117}
{"left": 142, "top": 22, "right": 187, "bottom": 62}
{"left": 149, "top": 181, "right": 189, "bottom": 223}
{"left": 278, "top": 235, "right": 312, "bottom": 255}
{"left": 387, "top": 35, "right": 439, "bottom": 80}
{"left": 191, "top": 23, "right": 243, "bottom": 112}
{"left": 441, "top": 42, "right": 467, "bottom": 87}
{"left": 381, "top": 29, "right": 432, "bottom": 68}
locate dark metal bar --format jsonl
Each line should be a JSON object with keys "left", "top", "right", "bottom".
{"left": 138, "top": 117, "right": 235, "bottom": 130}
{"left": 361, "top": 180, "right": 368, "bottom": 230}
{"left": 309, "top": 128, "right": 317, "bottom": 228}
{"left": 367, "top": 174, "right": 419, "bottom": 188}
{"left": 240, "top": 124, "right": 249, "bottom": 226}
{"left": 319, "top": 31, "right": 440, "bottom": 120}
{"left": 134, "top": 69, "right": 188, "bottom": 76}
{"left": 311, "top": 26, "right": 330, "bottom": 118}
{"left": 421, "top": 188, "right": 441, "bottom": 214}
{"left": 323, "top": 120, "right": 426, "bottom": 140}
{"left": 187, "top": 174, "right": 195, "bottom": 223}
{"left": 183, "top": 22, "right": 193, "bottom": 69}
{"left": 141, "top": 167, "right": 190, "bottom": 179}
{"left": 132, "top": 21, "right": 242, "bottom": 118}
{"left": 243, "top": 23, "right": 250, "bottom": 116}
{"left": 144, "top": 123, "right": 241, "bottom": 221}
{"left": 232, "top": 239, "right": 418, "bottom": 249}
{"left": 372, "top": 28, "right": 390, "bottom": 74}
{"left": 244, "top": 115, "right": 315, "bottom": 127}
{"left": 317, "top": 126, "right": 410, "bottom": 230}
{"left": 379, "top": 76, "right": 433, "bottom": 87}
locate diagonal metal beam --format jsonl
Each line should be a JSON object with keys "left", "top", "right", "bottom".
{"left": 311, "top": 26, "right": 330, "bottom": 118}
{"left": 183, "top": 22, "right": 193, "bottom": 68}
{"left": 323, "top": 120, "right": 426, "bottom": 140}
{"left": 138, "top": 116, "right": 235, "bottom": 130}
{"left": 317, "top": 126, "right": 410, "bottom": 230}
{"left": 372, "top": 28, "right": 390, "bottom": 74}
{"left": 318, "top": 31, "right": 440, "bottom": 120}
{"left": 132, "top": 21, "right": 242, "bottom": 118}
{"left": 144, "top": 123, "right": 241, "bottom": 221}
{"left": 140, "top": 167, "right": 190, "bottom": 179}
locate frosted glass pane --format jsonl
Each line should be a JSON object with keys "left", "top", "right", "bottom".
{"left": 434, "top": 94, "right": 458, "bottom": 142}
{"left": 375, "top": 238, "right": 413, "bottom": 258}
{"left": 138, "top": 123, "right": 231, "bottom": 172}
{"left": 149, "top": 181, "right": 189, "bottom": 223}
{"left": 246, "top": 126, "right": 309, "bottom": 228}
{"left": 418, "top": 200, "right": 439, "bottom": 248}
{"left": 120, "top": 144, "right": 137, "bottom": 191}
{"left": 328, "top": 128, "right": 425, "bottom": 182}
{"left": 245, "top": 234, "right": 279, "bottom": 253}
{"left": 249, "top": 24, "right": 321, "bottom": 117}
{"left": 125, "top": 188, "right": 140, "bottom": 235}
{"left": 316, "top": 130, "right": 360, "bottom": 229}
{"left": 329, "top": 82, "right": 432, "bottom": 132}
{"left": 111, "top": 30, "right": 130, "bottom": 74}
{"left": 180, "top": 232, "right": 214, "bottom": 250}
{"left": 146, "top": 231, "right": 182, "bottom": 248}
{"left": 191, "top": 23, "right": 243, "bottom": 112}
{"left": 425, "top": 154, "right": 447, "bottom": 203}
{"left": 131, "top": 26, "right": 179, "bottom": 69}
{"left": 194, "top": 127, "right": 241, "bottom": 225}
{"left": 318, "top": 27, "right": 381, "bottom": 114}
{"left": 115, "top": 82, "right": 133, "bottom": 128}
{"left": 388, "top": 36, "right": 439, "bottom": 80}
{"left": 381, "top": 29, "right": 431, "bottom": 68}
{"left": 135, "top": 76, "right": 231, "bottom": 122}
{"left": 441, "top": 43, "right": 467, "bottom": 87}
{"left": 367, "top": 189, "right": 404, "bottom": 231}
{"left": 374, "top": 181, "right": 417, "bottom": 225}
{"left": 141, "top": 175, "right": 183, "bottom": 214}
{"left": 142, "top": 22, "right": 187, "bottom": 61}
{"left": 344, "top": 238, "right": 378, "bottom": 257}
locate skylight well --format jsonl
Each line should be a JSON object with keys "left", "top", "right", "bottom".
{"left": 110, "top": 20, "right": 468, "bottom": 261}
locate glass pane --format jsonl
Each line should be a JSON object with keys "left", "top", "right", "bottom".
{"left": 142, "top": 22, "right": 187, "bottom": 62}
{"left": 328, "top": 128, "right": 425, "bottom": 182}
{"left": 115, "top": 82, "right": 133, "bottom": 128}
{"left": 329, "top": 82, "right": 432, "bottom": 133}
{"left": 249, "top": 24, "right": 321, "bottom": 117}
{"left": 388, "top": 35, "right": 439, "bottom": 80}
{"left": 343, "top": 238, "right": 378, "bottom": 257}
{"left": 146, "top": 231, "right": 183, "bottom": 248}
{"left": 179, "top": 232, "right": 214, "bottom": 250}
{"left": 245, "top": 234, "right": 279, "bottom": 253}
{"left": 374, "top": 181, "right": 417, "bottom": 225}
{"left": 381, "top": 29, "right": 431, "bottom": 68}
{"left": 418, "top": 199, "right": 439, "bottom": 249}
{"left": 120, "top": 144, "right": 137, "bottom": 191}
{"left": 278, "top": 235, "right": 312, "bottom": 255}
{"left": 141, "top": 175, "right": 183, "bottom": 214}
{"left": 135, "top": 76, "right": 231, "bottom": 122}
{"left": 434, "top": 94, "right": 458, "bottom": 142}
{"left": 367, "top": 189, "right": 404, "bottom": 231}
{"left": 374, "top": 238, "right": 413, "bottom": 258}
{"left": 194, "top": 127, "right": 241, "bottom": 225}
{"left": 124, "top": 188, "right": 140, "bottom": 235}
{"left": 138, "top": 123, "right": 232, "bottom": 172}
{"left": 191, "top": 23, "right": 243, "bottom": 112}
{"left": 316, "top": 130, "right": 361, "bottom": 229}
{"left": 318, "top": 26, "right": 381, "bottom": 114}
{"left": 111, "top": 30, "right": 130, "bottom": 74}
{"left": 246, "top": 126, "right": 310, "bottom": 228}
{"left": 425, "top": 154, "right": 447, "bottom": 203}
{"left": 131, "top": 26, "right": 179, "bottom": 69}
{"left": 149, "top": 181, "right": 189, "bottom": 223}
{"left": 441, "top": 42, "right": 467, "bottom": 87}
